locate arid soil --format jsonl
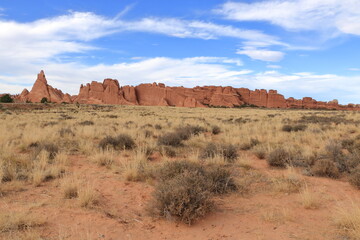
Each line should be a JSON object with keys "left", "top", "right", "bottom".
{"left": 1, "top": 104, "right": 360, "bottom": 240}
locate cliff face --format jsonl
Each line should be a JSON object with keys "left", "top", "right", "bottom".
{"left": 13, "top": 71, "right": 360, "bottom": 110}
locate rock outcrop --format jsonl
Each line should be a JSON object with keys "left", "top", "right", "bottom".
{"left": 10, "top": 70, "right": 360, "bottom": 111}
{"left": 18, "top": 70, "right": 72, "bottom": 103}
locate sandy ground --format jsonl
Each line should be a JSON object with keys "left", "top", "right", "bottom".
{"left": 1, "top": 152, "right": 359, "bottom": 240}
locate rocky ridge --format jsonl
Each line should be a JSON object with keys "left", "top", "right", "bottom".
{"left": 12, "top": 71, "right": 360, "bottom": 110}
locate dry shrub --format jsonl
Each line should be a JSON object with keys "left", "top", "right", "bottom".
{"left": 272, "top": 168, "right": 304, "bottom": 194}
{"left": 221, "top": 144, "right": 239, "bottom": 163}
{"left": 59, "top": 128, "right": 75, "bottom": 137}
{"left": 211, "top": 126, "right": 221, "bottom": 135}
{"left": 92, "top": 151, "right": 114, "bottom": 168}
{"left": 0, "top": 212, "right": 44, "bottom": 233}
{"left": 282, "top": 124, "right": 307, "bottom": 132}
{"left": 99, "top": 134, "right": 135, "bottom": 150}
{"left": 149, "top": 171, "right": 214, "bottom": 225}
{"left": 175, "top": 125, "right": 206, "bottom": 141}
{"left": 78, "top": 120, "right": 94, "bottom": 126}
{"left": 162, "top": 146, "right": 177, "bottom": 158}
{"left": 158, "top": 133, "right": 183, "bottom": 147}
{"left": 156, "top": 160, "right": 204, "bottom": 181}
{"left": 29, "top": 142, "right": 59, "bottom": 159}
{"left": 252, "top": 146, "right": 266, "bottom": 159}
{"left": 350, "top": 167, "right": 360, "bottom": 189}
{"left": 267, "top": 148, "right": 291, "bottom": 168}
{"left": 61, "top": 177, "right": 79, "bottom": 199}
{"left": 299, "top": 186, "right": 320, "bottom": 209}
{"left": 334, "top": 203, "right": 360, "bottom": 239}
{"left": 206, "top": 166, "right": 237, "bottom": 194}
{"left": 311, "top": 159, "right": 340, "bottom": 178}
{"left": 78, "top": 184, "right": 99, "bottom": 208}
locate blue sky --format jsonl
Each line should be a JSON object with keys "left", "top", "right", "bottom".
{"left": 1, "top": 0, "right": 360, "bottom": 104}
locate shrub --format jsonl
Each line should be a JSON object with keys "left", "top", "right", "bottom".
{"left": 78, "top": 120, "right": 94, "bottom": 126}
{"left": 144, "top": 130, "right": 153, "bottom": 138}
{"left": 163, "top": 146, "right": 176, "bottom": 158}
{"left": 59, "top": 128, "right": 75, "bottom": 137}
{"left": 282, "top": 124, "right": 307, "bottom": 132}
{"left": 150, "top": 171, "right": 213, "bottom": 225}
{"left": 349, "top": 167, "right": 360, "bottom": 189}
{"left": 40, "top": 97, "right": 48, "bottom": 103}
{"left": 220, "top": 144, "right": 239, "bottom": 163}
{"left": 253, "top": 147, "right": 266, "bottom": 159}
{"left": 158, "top": 133, "right": 183, "bottom": 147}
{"left": 156, "top": 160, "right": 205, "bottom": 181}
{"left": 212, "top": 126, "right": 221, "bottom": 135}
{"left": 175, "top": 125, "right": 206, "bottom": 140}
{"left": 201, "top": 143, "right": 218, "bottom": 159}
{"left": 267, "top": 148, "right": 291, "bottom": 168}
{"left": 311, "top": 159, "right": 340, "bottom": 178}
{"left": 0, "top": 94, "right": 13, "bottom": 103}
{"left": 154, "top": 124, "right": 162, "bottom": 130}
{"left": 29, "top": 142, "right": 59, "bottom": 159}
{"left": 99, "top": 134, "right": 135, "bottom": 150}
{"left": 206, "top": 167, "right": 237, "bottom": 194}
{"left": 240, "top": 138, "right": 260, "bottom": 150}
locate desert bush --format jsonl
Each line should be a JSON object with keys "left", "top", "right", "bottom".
{"left": 59, "top": 128, "right": 75, "bottom": 138}
{"left": 175, "top": 125, "right": 206, "bottom": 141}
{"left": 158, "top": 133, "right": 183, "bottom": 147}
{"left": 156, "top": 160, "right": 205, "bottom": 181}
{"left": 0, "top": 212, "right": 44, "bottom": 232}
{"left": 144, "top": 130, "right": 153, "bottom": 138}
{"left": 29, "top": 142, "right": 59, "bottom": 159}
{"left": 267, "top": 148, "right": 291, "bottom": 168}
{"left": 220, "top": 144, "right": 239, "bottom": 163}
{"left": 78, "top": 120, "right": 94, "bottom": 126}
{"left": 78, "top": 185, "right": 99, "bottom": 208}
{"left": 149, "top": 170, "right": 213, "bottom": 225}
{"left": 311, "top": 159, "right": 340, "bottom": 178}
{"left": 201, "top": 143, "right": 218, "bottom": 159}
{"left": 240, "top": 138, "right": 260, "bottom": 150}
{"left": 99, "top": 134, "right": 135, "bottom": 150}
{"left": 350, "top": 167, "right": 360, "bottom": 189}
{"left": 154, "top": 124, "right": 162, "bottom": 130}
{"left": 40, "top": 97, "right": 48, "bottom": 103}
{"left": 61, "top": 177, "right": 79, "bottom": 199}
{"left": 252, "top": 146, "right": 266, "bottom": 159}
{"left": 211, "top": 126, "right": 221, "bottom": 135}
{"left": 0, "top": 94, "right": 13, "bottom": 103}
{"left": 282, "top": 124, "right": 307, "bottom": 132}
{"left": 206, "top": 167, "right": 237, "bottom": 194}
{"left": 163, "top": 146, "right": 177, "bottom": 158}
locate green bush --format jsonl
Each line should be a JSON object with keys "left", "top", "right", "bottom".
{"left": 40, "top": 97, "right": 48, "bottom": 103}
{"left": 0, "top": 94, "right": 13, "bottom": 103}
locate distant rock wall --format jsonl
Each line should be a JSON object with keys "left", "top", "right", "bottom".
{"left": 13, "top": 71, "right": 360, "bottom": 110}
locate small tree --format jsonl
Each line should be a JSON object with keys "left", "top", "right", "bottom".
{"left": 0, "top": 94, "right": 13, "bottom": 103}
{"left": 40, "top": 97, "right": 48, "bottom": 103}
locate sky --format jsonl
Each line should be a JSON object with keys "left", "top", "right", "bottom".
{"left": 0, "top": 0, "right": 360, "bottom": 104}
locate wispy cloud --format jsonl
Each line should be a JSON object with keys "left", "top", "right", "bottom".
{"left": 215, "top": 0, "right": 360, "bottom": 36}
{"left": 237, "top": 47, "right": 284, "bottom": 62}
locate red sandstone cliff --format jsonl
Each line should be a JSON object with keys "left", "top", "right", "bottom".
{"left": 18, "top": 70, "right": 72, "bottom": 103}
{"left": 11, "top": 71, "right": 360, "bottom": 111}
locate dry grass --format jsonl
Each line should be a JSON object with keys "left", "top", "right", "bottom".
{"left": 0, "top": 212, "right": 45, "bottom": 233}
{"left": 299, "top": 185, "right": 320, "bottom": 209}
{"left": 78, "top": 184, "right": 100, "bottom": 208}
{"left": 334, "top": 202, "right": 360, "bottom": 239}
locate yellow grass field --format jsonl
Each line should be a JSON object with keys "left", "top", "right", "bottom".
{"left": 2, "top": 103, "right": 360, "bottom": 240}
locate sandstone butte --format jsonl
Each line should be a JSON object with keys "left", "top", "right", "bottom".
{"left": 7, "top": 70, "right": 360, "bottom": 110}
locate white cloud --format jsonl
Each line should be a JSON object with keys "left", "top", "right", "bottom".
{"left": 237, "top": 47, "right": 284, "bottom": 62}
{"left": 349, "top": 68, "right": 360, "bottom": 71}
{"left": 267, "top": 65, "right": 282, "bottom": 69}
{"left": 215, "top": 0, "right": 360, "bottom": 35}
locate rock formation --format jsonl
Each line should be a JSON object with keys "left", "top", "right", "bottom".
{"left": 10, "top": 70, "right": 360, "bottom": 111}
{"left": 18, "top": 70, "right": 72, "bottom": 103}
